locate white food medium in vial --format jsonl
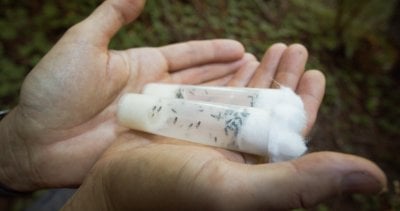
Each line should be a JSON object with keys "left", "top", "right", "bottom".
{"left": 142, "top": 83, "right": 308, "bottom": 162}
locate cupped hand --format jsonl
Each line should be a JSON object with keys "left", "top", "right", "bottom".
{"left": 0, "top": 0, "right": 251, "bottom": 191}
{"left": 62, "top": 18, "right": 387, "bottom": 211}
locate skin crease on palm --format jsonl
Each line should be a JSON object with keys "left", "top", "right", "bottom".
{"left": 0, "top": 0, "right": 386, "bottom": 210}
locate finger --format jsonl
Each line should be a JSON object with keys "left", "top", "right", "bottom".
{"left": 68, "top": 0, "right": 146, "bottom": 47}
{"left": 274, "top": 44, "right": 308, "bottom": 89}
{"left": 165, "top": 53, "right": 253, "bottom": 85}
{"left": 296, "top": 70, "right": 326, "bottom": 135}
{"left": 226, "top": 152, "right": 387, "bottom": 210}
{"left": 227, "top": 60, "right": 259, "bottom": 87}
{"left": 159, "top": 40, "right": 245, "bottom": 71}
{"left": 201, "top": 74, "right": 235, "bottom": 86}
{"left": 248, "top": 43, "right": 287, "bottom": 88}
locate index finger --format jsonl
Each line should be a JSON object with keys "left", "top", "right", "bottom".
{"left": 274, "top": 44, "right": 308, "bottom": 89}
{"left": 159, "top": 39, "right": 245, "bottom": 72}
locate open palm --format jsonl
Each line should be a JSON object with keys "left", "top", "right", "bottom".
{"left": 6, "top": 0, "right": 249, "bottom": 190}
{"left": 63, "top": 40, "right": 385, "bottom": 209}
{"left": 69, "top": 42, "right": 385, "bottom": 210}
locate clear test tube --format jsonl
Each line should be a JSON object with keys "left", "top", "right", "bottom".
{"left": 117, "top": 93, "right": 307, "bottom": 162}
{"left": 142, "top": 83, "right": 306, "bottom": 134}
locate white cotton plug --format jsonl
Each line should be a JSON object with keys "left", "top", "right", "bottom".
{"left": 270, "top": 103, "right": 307, "bottom": 134}
{"left": 236, "top": 108, "right": 272, "bottom": 156}
{"left": 238, "top": 100, "right": 307, "bottom": 162}
{"left": 268, "top": 126, "right": 307, "bottom": 162}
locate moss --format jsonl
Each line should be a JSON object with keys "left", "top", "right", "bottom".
{"left": 1, "top": 0, "right": 399, "bottom": 210}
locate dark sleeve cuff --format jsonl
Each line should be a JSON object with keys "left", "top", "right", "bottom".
{"left": 0, "top": 184, "right": 32, "bottom": 197}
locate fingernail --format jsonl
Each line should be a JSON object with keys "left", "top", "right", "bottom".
{"left": 341, "top": 172, "right": 383, "bottom": 194}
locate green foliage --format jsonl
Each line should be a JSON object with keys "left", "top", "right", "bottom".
{"left": 0, "top": 1, "right": 97, "bottom": 107}
{"left": 1, "top": 0, "right": 399, "bottom": 210}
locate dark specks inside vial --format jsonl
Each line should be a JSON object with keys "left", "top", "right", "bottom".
{"left": 221, "top": 109, "right": 250, "bottom": 138}
{"left": 189, "top": 89, "right": 195, "bottom": 95}
{"left": 210, "top": 112, "right": 222, "bottom": 120}
{"left": 198, "top": 106, "right": 204, "bottom": 112}
{"left": 196, "top": 121, "right": 201, "bottom": 128}
{"left": 247, "top": 94, "right": 258, "bottom": 107}
{"left": 176, "top": 88, "right": 184, "bottom": 99}
{"left": 151, "top": 104, "right": 163, "bottom": 118}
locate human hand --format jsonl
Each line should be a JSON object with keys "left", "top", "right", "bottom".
{"left": 0, "top": 0, "right": 251, "bottom": 191}
{"left": 62, "top": 44, "right": 386, "bottom": 210}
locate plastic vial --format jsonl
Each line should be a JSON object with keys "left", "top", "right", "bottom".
{"left": 143, "top": 83, "right": 306, "bottom": 134}
{"left": 117, "top": 93, "right": 307, "bottom": 162}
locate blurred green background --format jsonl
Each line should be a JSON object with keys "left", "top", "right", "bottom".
{"left": 1, "top": 0, "right": 399, "bottom": 210}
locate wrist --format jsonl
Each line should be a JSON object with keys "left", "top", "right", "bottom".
{"left": 0, "top": 108, "right": 38, "bottom": 192}
{"left": 62, "top": 164, "right": 112, "bottom": 210}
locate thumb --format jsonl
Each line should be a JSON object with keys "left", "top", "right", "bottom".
{"left": 67, "top": 0, "right": 146, "bottom": 47}
{"left": 230, "top": 152, "right": 387, "bottom": 210}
